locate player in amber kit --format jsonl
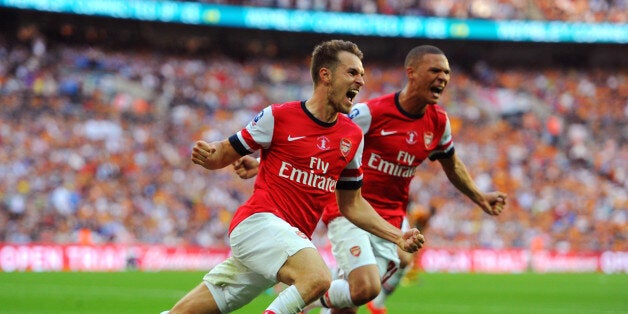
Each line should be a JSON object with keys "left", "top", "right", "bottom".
{"left": 161, "top": 40, "right": 424, "bottom": 314}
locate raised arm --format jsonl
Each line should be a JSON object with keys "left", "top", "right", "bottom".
{"left": 336, "top": 188, "right": 425, "bottom": 253}
{"left": 191, "top": 139, "right": 243, "bottom": 170}
{"left": 437, "top": 153, "right": 507, "bottom": 216}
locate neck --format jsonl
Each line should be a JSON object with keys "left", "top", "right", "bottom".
{"left": 398, "top": 87, "right": 428, "bottom": 116}
{"left": 306, "top": 95, "right": 338, "bottom": 123}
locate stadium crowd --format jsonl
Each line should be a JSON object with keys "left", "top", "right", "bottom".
{"left": 0, "top": 24, "right": 626, "bottom": 255}
{"left": 190, "top": 0, "right": 627, "bottom": 23}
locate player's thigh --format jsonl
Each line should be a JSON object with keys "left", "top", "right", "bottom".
{"left": 370, "top": 235, "right": 401, "bottom": 283}
{"left": 230, "top": 212, "right": 318, "bottom": 281}
{"left": 346, "top": 263, "right": 380, "bottom": 290}
{"left": 278, "top": 247, "right": 330, "bottom": 284}
{"left": 327, "top": 217, "right": 378, "bottom": 278}
{"left": 169, "top": 282, "right": 220, "bottom": 314}
{"left": 203, "top": 257, "right": 274, "bottom": 313}
{"left": 277, "top": 246, "right": 332, "bottom": 304}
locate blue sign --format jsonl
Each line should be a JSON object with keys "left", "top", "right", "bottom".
{"left": 0, "top": 0, "right": 625, "bottom": 43}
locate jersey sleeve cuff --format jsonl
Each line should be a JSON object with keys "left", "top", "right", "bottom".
{"left": 428, "top": 146, "right": 455, "bottom": 161}
{"left": 228, "top": 134, "right": 252, "bottom": 156}
{"left": 335, "top": 180, "right": 363, "bottom": 190}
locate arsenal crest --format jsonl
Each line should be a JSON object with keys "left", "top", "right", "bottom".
{"left": 340, "top": 138, "right": 352, "bottom": 157}
{"left": 423, "top": 131, "right": 434, "bottom": 148}
{"left": 350, "top": 245, "right": 361, "bottom": 257}
{"left": 295, "top": 230, "right": 308, "bottom": 239}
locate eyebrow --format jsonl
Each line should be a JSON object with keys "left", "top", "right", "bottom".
{"left": 429, "top": 66, "right": 450, "bottom": 74}
{"left": 347, "top": 66, "right": 365, "bottom": 76}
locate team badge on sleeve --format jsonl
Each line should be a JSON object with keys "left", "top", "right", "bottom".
{"left": 348, "top": 107, "right": 360, "bottom": 119}
{"left": 251, "top": 110, "right": 264, "bottom": 125}
{"left": 340, "top": 138, "right": 352, "bottom": 157}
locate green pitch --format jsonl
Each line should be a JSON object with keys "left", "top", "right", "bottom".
{"left": 1, "top": 271, "right": 626, "bottom": 313}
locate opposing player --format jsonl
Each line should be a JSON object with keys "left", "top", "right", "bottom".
{"left": 234, "top": 45, "right": 507, "bottom": 314}
{"left": 161, "top": 40, "right": 425, "bottom": 314}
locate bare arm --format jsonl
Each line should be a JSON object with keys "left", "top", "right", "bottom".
{"left": 337, "top": 188, "right": 425, "bottom": 253}
{"left": 437, "top": 153, "right": 507, "bottom": 216}
{"left": 191, "top": 140, "right": 243, "bottom": 170}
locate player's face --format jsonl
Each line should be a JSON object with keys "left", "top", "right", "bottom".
{"left": 329, "top": 51, "right": 365, "bottom": 114}
{"left": 410, "top": 53, "right": 450, "bottom": 105}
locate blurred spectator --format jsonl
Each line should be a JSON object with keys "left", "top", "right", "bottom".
{"left": 0, "top": 25, "right": 626, "bottom": 254}
{"left": 188, "top": 0, "right": 627, "bottom": 23}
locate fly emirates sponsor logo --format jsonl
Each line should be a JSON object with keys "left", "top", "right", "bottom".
{"left": 278, "top": 157, "right": 337, "bottom": 192}
{"left": 367, "top": 151, "right": 417, "bottom": 178}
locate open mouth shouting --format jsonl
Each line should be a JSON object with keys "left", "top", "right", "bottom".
{"left": 346, "top": 88, "right": 359, "bottom": 103}
{"left": 430, "top": 85, "right": 445, "bottom": 100}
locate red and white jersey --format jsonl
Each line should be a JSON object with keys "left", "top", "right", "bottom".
{"left": 228, "top": 101, "right": 364, "bottom": 237}
{"left": 322, "top": 92, "right": 454, "bottom": 228}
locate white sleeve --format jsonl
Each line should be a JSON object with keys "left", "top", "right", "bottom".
{"left": 348, "top": 102, "right": 372, "bottom": 134}
{"left": 234, "top": 105, "right": 275, "bottom": 151}
{"left": 438, "top": 116, "right": 453, "bottom": 147}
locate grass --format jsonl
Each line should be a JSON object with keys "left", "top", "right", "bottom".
{"left": 0, "top": 271, "right": 626, "bottom": 313}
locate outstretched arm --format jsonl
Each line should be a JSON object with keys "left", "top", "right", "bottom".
{"left": 337, "top": 188, "right": 425, "bottom": 253}
{"left": 191, "top": 140, "right": 243, "bottom": 170}
{"left": 437, "top": 153, "right": 507, "bottom": 216}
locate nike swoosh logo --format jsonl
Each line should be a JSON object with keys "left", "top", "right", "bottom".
{"left": 380, "top": 130, "right": 397, "bottom": 136}
{"left": 288, "top": 135, "right": 306, "bottom": 141}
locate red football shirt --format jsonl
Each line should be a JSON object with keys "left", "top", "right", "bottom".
{"left": 228, "top": 101, "right": 364, "bottom": 237}
{"left": 322, "top": 92, "right": 454, "bottom": 228}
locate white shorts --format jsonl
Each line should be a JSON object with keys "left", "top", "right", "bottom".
{"left": 327, "top": 217, "right": 400, "bottom": 282}
{"left": 203, "top": 213, "right": 316, "bottom": 313}
{"left": 401, "top": 216, "right": 410, "bottom": 232}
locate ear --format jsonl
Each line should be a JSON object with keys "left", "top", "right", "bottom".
{"left": 319, "top": 67, "right": 332, "bottom": 85}
{"left": 405, "top": 66, "right": 414, "bottom": 78}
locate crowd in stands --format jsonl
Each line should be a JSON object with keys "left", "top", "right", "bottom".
{"left": 192, "top": 0, "right": 627, "bottom": 23}
{"left": 0, "top": 26, "right": 626, "bottom": 254}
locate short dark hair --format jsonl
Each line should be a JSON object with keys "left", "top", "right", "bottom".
{"left": 404, "top": 45, "right": 445, "bottom": 68}
{"left": 311, "top": 40, "right": 363, "bottom": 85}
